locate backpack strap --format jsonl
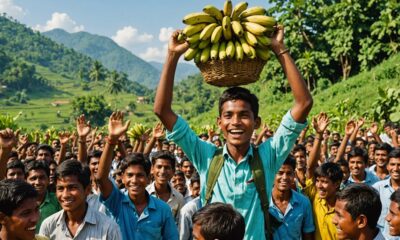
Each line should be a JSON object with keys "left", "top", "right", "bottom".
{"left": 250, "top": 147, "right": 273, "bottom": 240}
{"left": 205, "top": 148, "right": 224, "bottom": 205}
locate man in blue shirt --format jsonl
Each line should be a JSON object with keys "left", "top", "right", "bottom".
{"left": 347, "top": 147, "right": 380, "bottom": 186}
{"left": 154, "top": 26, "right": 313, "bottom": 239}
{"left": 96, "top": 112, "right": 178, "bottom": 240}
{"left": 269, "top": 156, "right": 315, "bottom": 239}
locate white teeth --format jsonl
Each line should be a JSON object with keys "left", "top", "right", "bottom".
{"left": 230, "top": 130, "right": 244, "bottom": 133}
{"left": 27, "top": 226, "right": 36, "bottom": 231}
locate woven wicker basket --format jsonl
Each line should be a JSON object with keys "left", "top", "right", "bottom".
{"left": 196, "top": 58, "right": 266, "bottom": 87}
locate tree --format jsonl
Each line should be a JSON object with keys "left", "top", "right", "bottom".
{"left": 89, "top": 61, "right": 105, "bottom": 82}
{"left": 107, "top": 70, "right": 125, "bottom": 95}
{"left": 71, "top": 95, "right": 112, "bottom": 126}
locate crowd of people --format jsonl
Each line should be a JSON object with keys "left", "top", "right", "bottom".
{"left": 0, "top": 27, "right": 399, "bottom": 240}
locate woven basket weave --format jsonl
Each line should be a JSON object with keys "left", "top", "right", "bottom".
{"left": 196, "top": 58, "right": 266, "bottom": 87}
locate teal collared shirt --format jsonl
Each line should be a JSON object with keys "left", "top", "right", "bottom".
{"left": 167, "top": 110, "right": 307, "bottom": 240}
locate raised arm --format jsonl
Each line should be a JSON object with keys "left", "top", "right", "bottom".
{"left": 0, "top": 129, "right": 17, "bottom": 179}
{"left": 335, "top": 120, "right": 356, "bottom": 162}
{"left": 307, "top": 113, "right": 330, "bottom": 179}
{"left": 96, "top": 111, "right": 130, "bottom": 199}
{"left": 58, "top": 131, "right": 71, "bottom": 164}
{"left": 390, "top": 129, "right": 399, "bottom": 148}
{"left": 144, "top": 122, "right": 165, "bottom": 155}
{"left": 76, "top": 115, "right": 91, "bottom": 164}
{"left": 254, "top": 123, "right": 269, "bottom": 146}
{"left": 271, "top": 26, "right": 313, "bottom": 123}
{"left": 370, "top": 123, "right": 383, "bottom": 144}
{"left": 154, "top": 30, "right": 189, "bottom": 131}
{"left": 349, "top": 118, "right": 364, "bottom": 144}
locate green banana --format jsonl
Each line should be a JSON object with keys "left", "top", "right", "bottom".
{"left": 226, "top": 40, "right": 235, "bottom": 58}
{"left": 210, "top": 42, "right": 220, "bottom": 60}
{"left": 199, "top": 40, "right": 210, "bottom": 49}
{"left": 244, "top": 31, "right": 258, "bottom": 46}
{"left": 242, "top": 22, "right": 267, "bottom": 35}
{"left": 248, "top": 45, "right": 257, "bottom": 59}
{"left": 239, "top": 37, "right": 251, "bottom": 57}
{"left": 187, "top": 33, "right": 201, "bottom": 44}
{"left": 235, "top": 41, "right": 244, "bottom": 61}
{"left": 183, "top": 12, "right": 217, "bottom": 25}
{"left": 242, "top": 15, "right": 276, "bottom": 27}
{"left": 184, "top": 48, "right": 199, "bottom": 61}
{"left": 200, "top": 23, "right": 218, "bottom": 41}
{"left": 231, "top": 21, "right": 244, "bottom": 37}
{"left": 177, "top": 32, "right": 185, "bottom": 42}
{"left": 219, "top": 41, "right": 227, "bottom": 60}
{"left": 203, "top": 5, "right": 223, "bottom": 21}
{"left": 200, "top": 46, "right": 211, "bottom": 63}
{"left": 194, "top": 50, "right": 202, "bottom": 64}
{"left": 183, "top": 23, "right": 207, "bottom": 37}
{"left": 211, "top": 26, "right": 223, "bottom": 44}
{"left": 222, "top": 16, "right": 232, "bottom": 40}
{"left": 223, "top": 0, "right": 232, "bottom": 17}
{"left": 239, "top": 6, "right": 266, "bottom": 18}
{"left": 256, "top": 35, "right": 272, "bottom": 47}
{"left": 231, "top": 2, "right": 248, "bottom": 20}
{"left": 255, "top": 48, "right": 271, "bottom": 61}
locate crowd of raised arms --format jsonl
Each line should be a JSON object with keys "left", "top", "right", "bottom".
{"left": 0, "top": 28, "right": 400, "bottom": 240}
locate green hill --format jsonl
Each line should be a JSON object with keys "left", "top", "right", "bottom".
{"left": 43, "top": 29, "right": 161, "bottom": 89}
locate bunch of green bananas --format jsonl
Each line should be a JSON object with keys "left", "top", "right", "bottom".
{"left": 181, "top": 1, "right": 276, "bottom": 63}
{"left": 127, "top": 123, "right": 149, "bottom": 140}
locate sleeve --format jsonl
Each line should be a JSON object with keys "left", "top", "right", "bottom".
{"left": 302, "top": 197, "right": 316, "bottom": 233}
{"left": 178, "top": 207, "right": 192, "bottom": 240}
{"left": 303, "top": 178, "right": 317, "bottom": 201}
{"left": 166, "top": 116, "right": 216, "bottom": 173}
{"left": 38, "top": 216, "right": 51, "bottom": 237}
{"left": 107, "top": 220, "right": 123, "bottom": 240}
{"left": 259, "top": 110, "right": 307, "bottom": 176}
{"left": 99, "top": 182, "right": 123, "bottom": 218}
{"left": 162, "top": 205, "right": 179, "bottom": 240}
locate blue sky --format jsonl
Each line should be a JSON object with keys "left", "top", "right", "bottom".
{"left": 1, "top": 0, "right": 271, "bottom": 62}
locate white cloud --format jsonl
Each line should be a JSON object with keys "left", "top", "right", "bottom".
{"left": 112, "top": 26, "right": 153, "bottom": 51}
{"left": 159, "top": 27, "right": 175, "bottom": 42}
{"left": 0, "top": 0, "right": 26, "bottom": 19}
{"left": 139, "top": 43, "right": 169, "bottom": 62}
{"left": 34, "top": 12, "right": 84, "bottom": 33}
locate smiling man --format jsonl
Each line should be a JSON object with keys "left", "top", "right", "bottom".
{"left": 347, "top": 147, "right": 380, "bottom": 186}
{"left": 333, "top": 184, "right": 384, "bottom": 240}
{"left": 154, "top": 25, "right": 312, "bottom": 239}
{"left": 386, "top": 188, "right": 400, "bottom": 237}
{"left": 0, "top": 179, "right": 42, "bottom": 240}
{"left": 39, "top": 159, "right": 121, "bottom": 239}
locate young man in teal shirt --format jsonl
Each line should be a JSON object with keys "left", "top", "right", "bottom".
{"left": 154, "top": 25, "right": 313, "bottom": 239}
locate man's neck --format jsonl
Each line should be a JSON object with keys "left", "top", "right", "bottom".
{"left": 155, "top": 182, "right": 170, "bottom": 194}
{"left": 272, "top": 188, "right": 291, "bottom": 202}
{"left": 37, "top": 191, "right": 47, "bottom": 205}
{"left": 375, "top": 165, "right": 388, "bottom": 174}
{"left": 357, "top": 227, "right": 380, "bottom": 240}
{"left": 391, "top": 178, "right": 400, "bottom": 191}
{"left": 226, "top": 143, "right": 250, "bottom": 164}
{"left": 325, "top": 194, "right": 336, "bottom": 208}
{"left": 352, "top": 171, "right": 366, "bottom": 182}
{"left": 65, "top": 202, "right": 87, "bottom": 225}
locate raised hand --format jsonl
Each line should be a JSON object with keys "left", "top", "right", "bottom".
{"left": 0, "top": 128, "right": 17, "bottom": 150}
{"left": 19, "top": 134, "right": 29, "bottom": 146}
{"left": 108, "top": 111, "right": 131, "bottom": 141}
{"left": 58, "top": 131, "right": 71, "bottom": 145}
{"left": 345, "top": 120, "right": 356, "bottom": 136}
{"left": 76, "top": 114, "right": 91, "bottom": 138}
{"left": 370, "top": 122, "right": 379, "bottom": 135}
{"left": 168, "top": 30, "right": 189, "bottom": 55}
{"left": 312, "top": 112, "right": 330, "bottom": 134}
{"left": 152, "top": 122, "right": 165, "bottom": 139}
{"left": 356, "top": 118, "right": 365, "bottom": 129}
{"left": 271, "top": 25, "right": 285, "bottom": 54}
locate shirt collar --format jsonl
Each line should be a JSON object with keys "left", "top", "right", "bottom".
{"left": 56, "top": 204, "right": 95, "bottom": 227}
{"left": 122, "top": 191, "right": 155, "bottom": 210}
{"left": 222, "top": 144, "right": 254, "bottom": 163}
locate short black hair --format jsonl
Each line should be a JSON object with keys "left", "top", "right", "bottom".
{"left": 219, "top": 87, "right": 259, "bottom": 118}
{"left": 0, "top": 179, "right": 38, "bottom": 216}
{"left": 88, "top": 150, "right": 102, "bottom": 164}
{"left": 355, "top": 137, "right": 366, "bottom": 146}
{"left": 198, "top": 133, "right": 209, "bottom": 139}
{"left": 56, "top": 159, "right": 91, "bottom": 189}
{"left": 390, "top": 189, "right": 400, "bottom": 208}
{"left": 375, "top": 143, "right": 393, "bottom": 154}
{"left": 329, "top": 141, "right": 340, "bottom": 149}
{"left": 36, "top": 144, "right": 54, "bottom": 156}
{"left": 293, "top": 144, "right": 306, "bottom": 155}
{"left": 337, "top": 159, "right": 349, "bottom": 169}
{"left": 314, "top": 162, "right": 343, "bottom": 184}
{"left": 389, "top": 148, "right": 400, "bottom": 159}
{"left": 192, "top": 202, "right": 245, "bottom": 240}
{"left": 151, "top": 150, "right": 176, "bottom": 168}
{"left": 180, "top": 156, "right": 191, "bottom": 165}
{"left": 173, "top": 170, "right": 185, "bottom": 179}
{"left": 120, "top": 153, "right": 151, "bottom": 177}
{"left": 337, "top": 184, "right": 381, "bottom": 229}
{"left": 283, "top": 155, "right": 296, "bottom": 171}
{"left": 6, "top": 160, "right": 25, "bottom": 173}
{"left": 348, "top": 147, "right": 368, "bottom": 164}
{"left": 25, "top": 160, "right": 50, "bottom": 178}
{"left": 190, "top": 173, "right": 200, "bottom": 186}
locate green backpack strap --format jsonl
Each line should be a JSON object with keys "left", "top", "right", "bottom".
{"left": 205, "top": 148, "right": 224, "bottom": 205}
{"left": 250, "top": 147, "right": 273, "bottom": 240}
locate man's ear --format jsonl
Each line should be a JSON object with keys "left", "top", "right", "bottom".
{"left": 356, "top": 214, "right": 368, "bottom": 229}
{"left": 254, "top": 117, "right": 261, "bottom": 129}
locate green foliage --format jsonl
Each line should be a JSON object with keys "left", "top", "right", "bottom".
{"left": 0, "top": 113, "right": 20, "bottom": 130}
{"left": 71, "top": 95, "right": 112, "bottom": 126}
{"left": 371, "top": 87, "right": 400, "bottom": 122}
{"left": 89, "top": 60, "right": 106, "bottom": 82}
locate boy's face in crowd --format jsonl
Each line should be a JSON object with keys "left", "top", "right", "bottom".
{"left": 0, "top": 197, "right": 39, "bottom": 239}
{"left": 388, "top": 157, "right": 400, "bottom": 181}
{"left": 340, "top": 166, "right": 350, "bottom": 183}
{"left": 36, "top": 149, "right": 52, "bottom": 162}
{"left": 386, "top": 201, "right": 400, "bottom": 236}
{"left": 152, "top": 159, "right": 173, "bottom": 186}
{"left": 26, "top": 169, "right": 49, "bottom": 197}
{"left": 6, "top": 168, "right": 25, "bottom": 181}
{"left": 190, "top": 182, "right": 200, "bottom": 198}
{"left": 315, "top": 176, "right": 339, "bottom": 200}
{"left": 345, "top": 145, "right": 352, "bottom": 154}
{"left": 181, "top": 161, "right": 194, "bottom": 179}
{"left": 333, "top": 199, "right": 360, "bottom": 240}
{"left": 89, "top": 157, "right": 100, "bottom": 176}
{"left": 56, "top": 175, "right": 90, "bottom": 213}
{"left": 217, "top": 100, "right": 260, "bottom": 150}
{"left": 330, "top": 146, "right": 338, "bottom": 157}
{"left": 274, "top": 164, "right": 295, "bottom": 192}
{"left": 171, "top": 174, "right": 186, "bottom": 195}
{"left": 375, "top": 150, "right": 389, "bottom": 168}
{"left": 355, "top": 140, "right": 365, "bottom": 149}
{"left": 333, "top": 133, "right": 340, "bottom": 142}
{"left": 293, "top": 151, "right": 306, "bottom": 169}
{"left": 123, "top": 165, "right": 149, "bottom": 199}
{"left": 349, "top": 156, "right": 366, "bottom": 178}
